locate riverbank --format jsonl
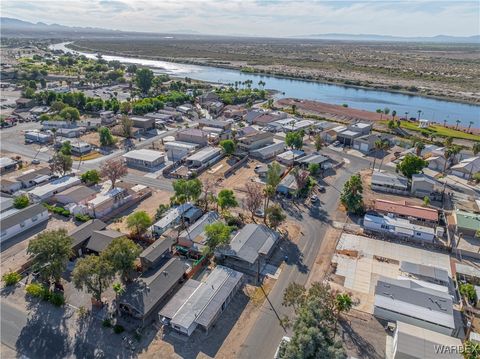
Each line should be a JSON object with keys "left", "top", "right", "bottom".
{"left": 276, "top": 98, "right": 480, "bottom": 141}
{"left": 66, "top": 42, "right": 480, "bottom": 106}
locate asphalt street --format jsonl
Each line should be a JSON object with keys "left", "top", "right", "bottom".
{"left": 237, "top": 154, "right": 370, "bottom": 359}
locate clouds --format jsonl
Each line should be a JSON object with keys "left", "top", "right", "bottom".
{"left": 2, "top": 0, "right": 478, "bottom": 37}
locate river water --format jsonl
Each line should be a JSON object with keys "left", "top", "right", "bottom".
{"left": 50, "top": 42, "right": 479, "bottom": 127}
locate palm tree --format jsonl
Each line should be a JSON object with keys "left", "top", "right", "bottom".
{"left": 334, "top": 293, "right": 353, "bottom": 337}
{"left": 377, "top": 140, "right": 391, "bottom": 171}
{"left": 291, "top": 104, "right": 297, "bottom": 114}
{"left": 417, "top": 110, "right": 422, "bottom": 121}
{"left": 415, "top": 141, "right": 425, "bottom": 156}
{"left": 112, "top": 282, "right": 125, "bottom": 317}
{"left": 405, "top": 112, "right": 409, "bottom": 120}
{"left": 443, "top": 119, "right": 447, "bottom": 127}
{"left": 372, "top": 139, "right": 384, "bottom": 171}
{"left": 455, "top": 119, "right": 461, "bottom": 130}
{"left": 391, "top": 110, "right": 397, "bottom": 121}
{"left": 468, "top": 121, "right": 474, "bottom": 132}
{"left": 443, "top": 147, "right": 454, "bottom": 175}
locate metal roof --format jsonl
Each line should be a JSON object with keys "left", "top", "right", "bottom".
{"left": 0, "top": 157, "right": 17, "bottom": 168}
{"left": 179, "top": 211, "right": 220, "bottom": 245}
{"left": 395, "top": 321, "right": 462, "bottom": 359}
{"left": 159, "top": 280, "right": 201, "bottom": 319}
{"left": 186, "top": 147, "right": 221, "bottom": 163}
{"left": 455, "top": 263, "right": 480, "bottom": 279}
{"left": 374, "top": 277, "right": 454, "bottom": 329}
{"left": 28, "top": 176, "right": 81, "bottom": 199}
{"left": 372, "top": 171, "right": 409, "bottom": 189}
{"left": 153, "top": 203, "right": 193, "bottom": 229}
{"left": 56, "top": 185, "right": 96, "bottom": 204}
{"left": 123, "top": 149, "right": 165, "bottom": 162}
{"left": 364, "top": 214, "right": 435, "bottom": 236}
{"left": 374, "top": 199, "right": 438, "bottom": 222}
{"left": 400, "top": 261, "right": 449, "bottom": 284}
{"left": 218, "top": 224, "right": 279, "bottom": 264}
{"left": 454, "top": 209, "right": 480, "bottom": 232}
{"left": 276, "top": 150, "right": 305, "bottom": 161}
{"left": 164, "top": 141, "right": 198, "bottom": 150}
{"left": 68, "top": 219, "right": 107, "bottom": 248}
{"left": 167, "top": 266, "right": 243, "bottom": 331}
{"left": 0, "top": 203, "right": 48, "bottom": 230}
{"left": 16, "top": 167, "right": 52, "bottom": 183}
{"left": 297, "top": 153, "right": 330, "bottom": 165}
{"left": 120, "top": 257, "right": 186, "bottom": 317}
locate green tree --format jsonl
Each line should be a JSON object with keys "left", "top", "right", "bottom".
{"left": 155, "top": 203, "right": 170, "bottom": 220}
{"left": 340, "top": 174, "right": 364, "bottom": 214}
{"left": 283, "top": 283, "right": 307, "bottom": 314}
{"left": 135, "top": 68, "right": 154, "bottom": 94}
{"left": 99, "top": 126, "right": 115, "bottom": 147}
{"left": 264, "top": 161, "right": 283, "bottom": 222}
{"left": 285, "top": 131, "right": 304, "bottom": 151}
{"left": 13, "top": 194, "right": 29, "bottom": 209}
{"left": 217, "top": 189, "right": 238, "bottom": 211}
{"left": 51, "top": 101, "right": 67, "bottom": 112}
{"left": 120, "top": 115, "right": 133, "bottom": 138}
{"left": 334, "top": 293, "right": 353, "bottom": 336}
{"left": 102, "top": 237, "right": 141, "bottom": 282}
{"left": 314, "top": 134, "right": 323, "bottom": 151}
{"left": 279, "top": 282, "right": 346, "bottom": 359}
{"left": 81, "top": 169, "right": 101, "bottom": 185}
{"left": 445, "top": 136, "right": 453, "bottom": 147}
{"left": 38, "top": 114, "right": 50, "bottom": 122}
{"left": 172, "top": 178, "right": 202, "bottom": 205}
{"left": 28, "top": 229, "right": 73, "bottom": 285}
{"left": 59, "top": 106, "right": 80, "bottom": 122}
{"left": 266, "top": 204, "right": 286, "bottom": 230}
{"left": 126, "top": 211, "right": 152, "bottom": 237}
{"left": 49, "top": 152, "right": 72, "bottom": 175}
{"left": 60, "top": 141, "right": 72, "bottom": 155}
{"left": 220, "top": 139, "right": 236, "bottom": 156}
{"left": 473, "top": 142, "right": 480, "bottom": 156}
{"left": 72, "top": 255, "right": 114, "bottom": 303}
{"left": 423, "top": 196, "right": 430, "bottom": 206}
{"left": 396, "top": 154, "right": 428, "bottom": 178}
{"left": 414, "top": 140, "right": 425, "bottom": 156}
{"left": 112, "top": 282, "right": 125, "bottom": 316}
{"left": 308, "top": 163, "right": 320, "bottom": 176}
{"left": 460, "top": 283, "right": 477, "bottom": 304}
{"left": 204, "top": 221, "right": 232, "bottom": 253}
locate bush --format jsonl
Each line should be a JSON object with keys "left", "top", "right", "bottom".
{"left": 49, "top": 292, "right": 65, "bottom": 306}
{"left": 26, "top": 283, "right": 49, "bottom": 299}
{"left": 113, "top": 324, "right": 125, "bottom": 334}
{"left": 2, "top": 272, "right": 22, "bottom": 286}
{"left": 44, "top": 204, "right": 71, "bottom": 217}
{"left": 13, "top": 195, "right": 30, "bottom": 209}
{"left": 75, "top": 214, "right": 92, "bottom": 222}
{"left": 225, "top": 215, "right": 243, "bottom": 229}
{"left": 102, "top": 318, "right": 112, "bottom": 328}
{"left": 460, "top": 283, "right": 477, "bottom": 304}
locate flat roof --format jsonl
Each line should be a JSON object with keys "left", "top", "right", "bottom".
{"left": 372, "top": 170, "right": 408, "bottom": 189}
{"left": 454, "top": 210, "right": 480, "bottom": 232}
{"left": 153, "top": 203, "right": 193, "bottom": 229}
{"left": 338, "top": 130, "right": 361, "bottom": 137}
{"left": 164, "top": 141, "right": 198, "bottom": 150}
{"left": 297, "top": 153, "right": 330, "bottom": 165}
{"left": 0, "top": 157, "right": 17, "bottom": 167}
{"left": 56, "top": 185, "right": 96, "bottom": 203}
{"left": 28, "top": 176, "right": 81, "bottom": 198}
{"left": 186, "top": 147, "right": 221, "bottom": 163}
{"left": 123, "top": 149, "right": 165, "bottom": 162}
{"left": 140, "top": 237, "right": 174, "bottom": 263}
{"left": 276, "top": 150, "right": 305, "bottom": 160}
{"left": 455, "top": 262, "right": 480, "bottom": 279}
{"left": 179, "top": 211, "right": 220, "bottom": 245}
{"left": 400, "top": 261, "right": 449, "bottom": 284}
{"left": 375, "top": 277, "right": 454, "bottom": 329}
{"left": 364, "top": 214, "right": 435, "bottom": 235}
{"left": 395, "top": 321, "right": 462, "bottom": 359}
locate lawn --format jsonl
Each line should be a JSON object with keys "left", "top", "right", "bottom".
{"left": 384, "top": 120, "right": 480, "bottom": 141}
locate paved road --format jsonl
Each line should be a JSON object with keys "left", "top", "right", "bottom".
{"left": 238, "top": 156, "right": 369, "bottom": 359}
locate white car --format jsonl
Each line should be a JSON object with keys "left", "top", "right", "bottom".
{"left": 274, "top": 336, "right": 291, "bottom": 359}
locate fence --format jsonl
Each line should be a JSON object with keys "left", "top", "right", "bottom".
{"left": 224, "top": 155, "right": 249, "bottom": 177}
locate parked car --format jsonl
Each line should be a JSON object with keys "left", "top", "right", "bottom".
{"left": 31, "top": 159, "right": 40, "bottom": 165}
{"left": 254, "top": 208, "right": 265, "bottom": 217}
{"left": 317, "top": 186, "right": 326, "bottom": 193}
{"left": 310, "top": 195, "right": 319, "bottom": 203}
{"left": 333, "top": 141, "right": 341, "bottom": 147}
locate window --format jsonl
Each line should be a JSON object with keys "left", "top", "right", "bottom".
{"left": 32, "top": 215, "right": 38, "bottom": 222}
{"left": 20, "top": 221, "right": 26, "bottom": 228}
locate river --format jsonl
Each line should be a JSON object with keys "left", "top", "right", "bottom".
{"left": 50, "top": 42, "right": 479, "bottom": 127}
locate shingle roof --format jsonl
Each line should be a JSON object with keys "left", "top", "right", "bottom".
{"left": 374, "top": 199, "right": 438, "bottom": 222}
{"left": 86, "top": 230, "right": 125, "bottom": 253}
{"left": 0, "top": 203, "right": 48, "bottom": 230}
{"left": 69, "top": 219, "right": 107, "bottom": 249}
{"left": 120, "top": 257, "right": 186, "bottom": 317}
{"left": 140, "top": 237, "right": 174, "bottom": 264}
{"left": 218, "top": 224, "right": 279, "bottom": 264}
{"left": 56, "top": 185, "right": 96, "bottom": 204}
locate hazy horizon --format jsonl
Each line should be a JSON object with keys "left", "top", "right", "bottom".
{"left": 2, "top": 0, "right": 479, "bottom": 38}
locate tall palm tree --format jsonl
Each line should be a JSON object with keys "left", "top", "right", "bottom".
{"left": 443, "top": 147, "right": 454, "bottom": 175}
{"left": 455, "top": 119, "right": 461, "bottom": 130}
{"left": 391, "top": 110, "right": 397, "bottom": 121}
{"left": 417, "top": 110, "right": 422, "bottom": 121}
{"left": 377, "top": 140, "right": 391, "bottom": 171}
{"left": 334, "top": 293, "right": 353, "bottom": 337}
{"left": 372, "top": 139, "right": 384, "bottom": 172}
{"left": 473, "top": 142, "right": 480, "bottom": 156}
{"left": 468, "top": 121, "right": 474, "bottom": 132}
{"left": 112, "top": 282, "right": 125, "bottom": 317}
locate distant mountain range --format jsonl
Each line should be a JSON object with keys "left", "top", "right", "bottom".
{"left": 2, "top": 17, "right": 479, "bottom": 43}
{"left": 291, "top": 33, "right": 480, "bottom": 43}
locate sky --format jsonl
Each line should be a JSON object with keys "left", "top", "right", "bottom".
{"left": 2, "top": 0, "right": 479, "bottom": 37}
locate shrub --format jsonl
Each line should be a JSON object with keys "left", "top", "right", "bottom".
{"left": 225, "top": 215, "right": 243, "bottom": 229}
{"left": 49, "top": 292, "right": 65, "bottom": 306}
{"left": 26, "top": 283, "right": 49, "bottom": 298}
{"left": 460, "top": 283, "right": 477, "bottom": 304}
{"left": 113, "top": 324, "right": 125, "bottom": 334}
{"left": 13, "top": 195, "right": 30, "bottom": 209}
{"left": 2, "top": 272, "right": 22, "bottom": 286}
{"left": 75, "top": 214, "right": 92, "bottom": 222}
{"left": 102, "top": 318, "right": 112, "bottom": 327}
